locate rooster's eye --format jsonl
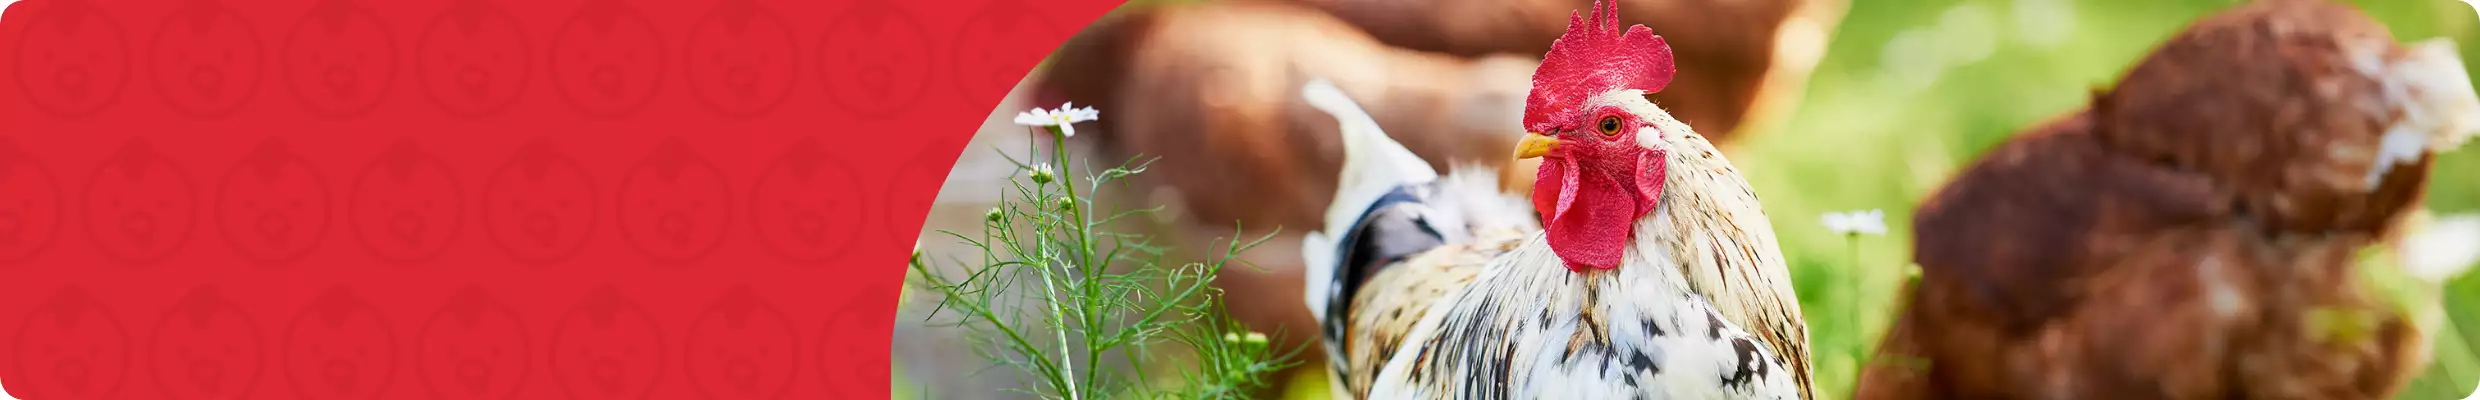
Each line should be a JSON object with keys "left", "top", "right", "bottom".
{"left": 1597, "top": 116, "right": 1623, "bottom": 136}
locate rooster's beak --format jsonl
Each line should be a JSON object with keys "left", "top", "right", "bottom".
{"left": 1514, "top": 133, "right": 1559, "bottom": 159}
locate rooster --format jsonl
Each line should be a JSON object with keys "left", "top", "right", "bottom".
{"left": 1856, "top": 0, "right": 2480, "bottom": 398}
{"left": 1300, "top": 2, "right": 1813, "bottom": 397}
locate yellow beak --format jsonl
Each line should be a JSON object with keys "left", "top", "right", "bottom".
{"left": 1514, "top": 133, "right": 1559, "bottom": 159}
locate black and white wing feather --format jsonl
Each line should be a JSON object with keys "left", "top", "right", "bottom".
{"left": 1299, "top": 78, "right": 1537, "bottom": 399}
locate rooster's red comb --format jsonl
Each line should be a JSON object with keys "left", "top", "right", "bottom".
{"left": 1524, "top": 0, "right": 1675, "bottom": 132}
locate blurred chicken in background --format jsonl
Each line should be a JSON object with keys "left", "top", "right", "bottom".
{"left": 1856, "top": 0, "right": 2480, "bottom": 398}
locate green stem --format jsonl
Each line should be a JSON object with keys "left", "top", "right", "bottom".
{"left": 1036, "top": 257, "right": 1080, "bottom": 399}
{"left": 1029, "top": 127, "right": 1083, "bottom": 400}
{"left": 1849, "top": 235, "right": 1864, "bottom": 363}
{"left": 1049, "top": 126, "right": 1109, "bottom": 394}
{"left": 990, "top": 212, "right": 1073, "bottom": 398}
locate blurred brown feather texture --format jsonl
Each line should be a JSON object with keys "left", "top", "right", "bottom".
{"left": 1858, "top": 0, "right": 2479, "bottom": 398}
{"left": 1283, "top": 0, "right": 1846, "bottom": 142}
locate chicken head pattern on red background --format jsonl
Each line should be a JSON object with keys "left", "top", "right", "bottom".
{"left": 0, "top": 0, "right": 1125, "bottom": 397}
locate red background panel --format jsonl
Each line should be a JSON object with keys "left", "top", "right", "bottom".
{"left": 0, "top": 0, "right": 1122, "bottom": 397}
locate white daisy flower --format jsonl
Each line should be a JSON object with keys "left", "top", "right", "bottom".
{"left": 1013, "top": 102, "right": 1101, "bottom": 137}
{"left": 1821, "top": 209, "right": 1889, "bottom": 236}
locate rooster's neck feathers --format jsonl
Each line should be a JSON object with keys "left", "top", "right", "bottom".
{"left": 1605, "top": 87, "right": 1817, "bottom": 398}
{"left": 1566, "top": 87, "right": 1766, "bottom": 278}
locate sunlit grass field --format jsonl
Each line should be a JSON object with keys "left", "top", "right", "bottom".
{"left": 909, "top": 0, "right": 2480, "bottom": 398}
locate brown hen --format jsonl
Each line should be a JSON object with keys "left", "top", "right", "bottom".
{"left": 1858, "top": 0, "right": 2480, "bottom": 398}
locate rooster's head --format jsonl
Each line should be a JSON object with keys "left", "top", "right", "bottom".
{"left": 1514, "top": 0, "right": 1683, "bottom": 273}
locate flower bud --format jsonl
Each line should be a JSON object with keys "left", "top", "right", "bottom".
{"left": 1029, "top": 163, "right": 1057, "bottom": 185}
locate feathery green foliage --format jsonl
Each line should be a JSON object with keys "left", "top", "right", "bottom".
{"left": 907, "top": 119, "right": 1298, "bottom": 400}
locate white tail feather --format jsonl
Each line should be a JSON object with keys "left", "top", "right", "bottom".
{"left": 1302, "top": 231, "right": 1336, "bottom": 322}
{"left": 1299, "top": 78, "right": 1440, "bottom": 321}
